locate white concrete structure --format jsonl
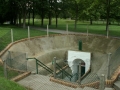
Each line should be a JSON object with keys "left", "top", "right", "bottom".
{"left": 67, "top": 50, "right": 91, "bottom": 75}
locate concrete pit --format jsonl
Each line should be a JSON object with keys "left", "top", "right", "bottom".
{"left": 1, "top": 34, "right": 120, "bottom": 83}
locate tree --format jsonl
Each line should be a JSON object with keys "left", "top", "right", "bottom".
{"left": 48, "top": 0, "right": 53, "bottom": 25}
{"left": 69, "top": 0, "right": 85, "bottom": 30}
{"left": 36, "top": 0, "right": 49, "bottom": 26}
{"left": 106, "top": 0, "right": 110, "bottom": 31}
{"left": 0, "top": 0, "right": 12, "bottom": 24}
{"left": 52, "top": 0, "right": 62, "bottom": 28}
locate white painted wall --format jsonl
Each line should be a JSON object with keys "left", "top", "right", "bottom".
{"left": 67, "top": 50, "right": 91, "bottom": 75}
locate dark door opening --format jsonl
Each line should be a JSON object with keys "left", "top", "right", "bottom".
{"left": 81, "top": 63, "right": 85, "bottom": 76}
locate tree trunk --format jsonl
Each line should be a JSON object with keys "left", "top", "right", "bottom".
{"left": 41, "top": 13, "right": 44, "bottom": 27}
{"left": 23, "top": 17, "right": 26, "bottom": 28}
{"left": 49, "top": 0, "right": 52, "bottom": 25}
{"left": 10, "top": 18, "right": 14, "bottom": 25}
{"left": 28, "top": 12, "right": 30, "bottom": 25}
{"left": 49, "top": 12, "right": 52, "bottom": 25}
{"left": 32, "top": 1, "right": 34, "bottom": 26}
{"left": 13, "top": 17, "right": 17, "bottom": 25}
{"left": 23, "top": 10, "right": 26, "bottom": 28}
{"left": 33, "top": 9, "right": 34, "bottom": 25}
{"left": 55, "top": 15, "right": 58, "bottom": 28}
{"left": 75, "top": 19, "right": 77, "bottom": 30}
{"left": 90, "top": 18, "right": 93, "bottom": 25}
{"left": 74, "top": 13, "right": 78, "bottom": 30}
{"left": 106, "top": 0, "right": 110, "bottom": 31}
{"left": 41, "top": 18, "right": 43, "bottom": 26}
{"left": 19, "top": 14, "right": 21, "bottom": 26}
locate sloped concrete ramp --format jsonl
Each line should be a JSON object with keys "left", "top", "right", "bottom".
{"left": 17, "top": 74, "right": 80, "bottom": 90}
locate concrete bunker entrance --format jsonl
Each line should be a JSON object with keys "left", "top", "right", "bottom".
{"left": 72, "top": 59, "right": 85, "bottom": 77}
{"left": 1, "top": 34, "right": 120, "bottom": 86}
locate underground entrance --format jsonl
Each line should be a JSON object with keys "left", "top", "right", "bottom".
{"left": 1, "top": 34, "right": 120, "bottom": 87}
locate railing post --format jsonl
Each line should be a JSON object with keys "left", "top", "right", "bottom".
{"left": 78, "top": 61, "right": 81, "bottom": 84}
{"left": 99, "top": 74, "right": 105, "bottom": 90}
{"left": 53, "top": 57, "right": 56, "bottom": 79}
{"left": 62, "top": 70, "right": 63, "bottom": 79}
{"left": 28, "top": 26, "right": 30, "bottom": 40}
{"left": 66, "top": 24, "right": 68, "bottom": 35}
{"left": 47, "top": 25, "right": 49, "bottom": 37}
{"left": 87, "top": 24, "right": 89, "bottom": 36}
{"left": 107, "top": 26, "right": 109, "bottom": 38}
{"left": 107, "top": 53, "right": 111, "bottom": 79}
{"left": 3, "top": 60, "right": 7, "bottom": 79}
{"left": 26, "top": 52, "right": 28, "bottom": 71}
{"left": 36, "top": 59, "right": 38, "bottom": 74}
{"left": 11, "top": 29, "right": 14, "bottom": 43}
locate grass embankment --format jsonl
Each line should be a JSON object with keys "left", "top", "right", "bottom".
{"left": 0, "top": 25, "right": 50, "bottom": 51}
{"left": 0, "top": 77, "right": 27, "bottom": 90}
{"left": 0, "top": 63, "right": 27, "bottom": 90}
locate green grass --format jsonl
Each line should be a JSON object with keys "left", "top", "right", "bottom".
{"left": 0, "top": 25, "right": 53, "bottom": 51}
{"left": 28, "top": 18, "right": 120, "bottom": 37}
{"left": 0, "top": 63, "right": 27, "bottom": 90}
{"left": 0, "top": 76, "right": 27, "bottom": 90}
{"left": 0, "top": 64, "right": 21, "bottom": 79}
{"left": 1, "top": 19, "right": 120, "bottom": 52}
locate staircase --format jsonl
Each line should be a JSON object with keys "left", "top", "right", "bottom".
{"left": 81, "top": 73, "right": 99, "bottom": 84}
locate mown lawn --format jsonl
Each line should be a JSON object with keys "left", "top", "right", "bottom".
{"left": 0, "top": 25, "right": 51, "bottom": 51}
{"left": 0, "top": 63, "right": 28, "bottom": 90}
{"left": 29, "top": 18, "right": 120, "bottom": 37}
{"left": 0, "top": 77, "right": 27, "bottom": 90}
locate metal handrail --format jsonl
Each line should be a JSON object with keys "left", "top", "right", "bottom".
{"left": 27, "top": 58, "right": 53, "bottom": 74}
{"left": 56, "top": 63, "right": 72, "bottom": 80}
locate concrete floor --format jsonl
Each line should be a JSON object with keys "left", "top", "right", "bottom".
{"left": 17, "top": 74, "right": 80, "bottom": 90}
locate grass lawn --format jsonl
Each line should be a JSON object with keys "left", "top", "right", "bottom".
{"left": 0, "top": 25, "right": 52, "bottom": 51}
{"left": 28, "top": 18, "right": 120, "bottom": 37}
{"left": 0, "top": 63, "right": 28, "bottom": 90}
{"left": 0, "top": 77, "right": 27, "bottom": 90}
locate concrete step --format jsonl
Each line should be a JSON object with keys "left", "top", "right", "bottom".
{"left": 81, "top": 73, "right": 99, "bottom": 84}
{"left": 76, "top": 87, "right": 113, "bottom": 90}
{"left": 113, "top": 80, "right": 120, "bottom": 90}
{"left": 75, "top": 88, "right": 83, "bottom": 90}
{"left": 82, "top": 87, "right": 98, "bottom": 90}
{"left": 104, "top": 88, "right": 114, "bottom": 90}
{"left": 117, "top": 76, "right": 120, "bottom": 81}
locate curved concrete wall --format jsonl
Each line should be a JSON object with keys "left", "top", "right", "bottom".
{"left": 2, "top": 35, "right": 120, "bottom": 58}
{"left": 1, "top": 34, "right": 120, "bottom": 76}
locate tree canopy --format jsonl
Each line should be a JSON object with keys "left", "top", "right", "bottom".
{"left": 0, "top": 0, "right": 120, "bottom": 30}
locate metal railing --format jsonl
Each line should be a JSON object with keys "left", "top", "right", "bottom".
{"left": 56, "top": 63, "right": 72, "bottom": 80}
{"left": 27, "top": 58, "right": 53, "bottom": 74}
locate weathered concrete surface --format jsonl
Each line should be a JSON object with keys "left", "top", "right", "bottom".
{"left": 82, "top": 87, "right": 98, "bottom": 90}
{"left": 18, "top": 74, "right": 100, "bottom": 90}
{"left": 1, "top": 34, "right": 120, "bottom": 79}
{"left": 113, "top": 80, "right": 120, "bottom": 90}
{"left": 17, "top": 74, "right": 78, "bottom": 90}
{"left": 104, "top": 88, "right": 114, "bottom": 90}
